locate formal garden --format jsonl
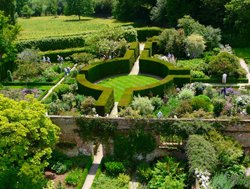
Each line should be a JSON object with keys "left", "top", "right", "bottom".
{"left": 1, "top": 0, "right": 250, "bottom": 188}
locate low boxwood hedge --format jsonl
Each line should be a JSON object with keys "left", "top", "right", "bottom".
{"left": 192, "top": 77, "right": 249, "bottom": 83}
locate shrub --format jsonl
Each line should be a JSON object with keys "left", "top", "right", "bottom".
{"left": 191, "top": 70, "right": 206, "bottom": 78}
{"left": 48, "top": 99, "right": 63, "bottom": 115}
{"left": 51, "top": 162, "right": 68, "bottom": 174}
{"left": 186, "top": 135, "right": 218, "bottom": 173}
{"left": 54, "top": 84, "right": 71, "bottom": 99}
{"left": 191, "top": 95, "right": 213, "bottom": 112}
{"left": 104, "top": 162, "right": 125, "bottom": 176}
{"left": 185, "top": 34, "right": 206, "bottom": 58}
{"left": 206, "top": 131, "right": 243, "bottom": 167}
{"left": 236, "top": 95, "right": 250, "bottom": 108}
{"left": 208, "top": 52, "right": 245, "bottom": 78}
{"left": 150, "top": 96, "right": 164, "bottom": 110}
{"left": 210, "top": 173, "right": 235, "bottom": 189}
{"left": 71, "top": 52, "right": 95, "bottom": 64}
{"left": 42, "top": 69, "right": 58, "bottom": 82}
{"left": 212, "top": 97, "right": 226, "bottom": 117}
{"left": 118, "top": 107, "right": 140, "bottom": 118}
{"left": 175, "top": 100, "right": 193, "bottom": 116}
{"left": 80, "top": 96, "right": 96, "bottom": 115}
{"left": 178, "top": 88, "right": 195, "bottom": 100}
{"left": 117, "top": 173, "right": 130, "bottom": 186}
{"left": 203, "top": 85, "right": 217, "bottom": 99}
{"left": 131, "top": 96, "right": 154, "bottom": 116}
{"left": 7, "top": 70, "right": 13, "bottom": 82}
{"left": 136, "top": 162, "right": 152, "bottom": 183}
{"left": 65, "top": 169, "right": 82, "bottom": 186}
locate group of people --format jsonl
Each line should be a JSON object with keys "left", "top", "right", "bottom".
{"left": 42, "top": 56, "right": 51, "bottom": 63}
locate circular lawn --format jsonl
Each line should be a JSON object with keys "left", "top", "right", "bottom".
{"left": 98, "top": 75, "right": 160, "bottom": 101}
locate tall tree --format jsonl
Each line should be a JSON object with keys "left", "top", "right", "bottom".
{"left": 0, "top": 0, "right": 16, "bottom": 24}
{"left": 65, "top": 0, "right": 94, "bottom": 20}
{"left": 0, "top": 94, "right": 60, "bottom": 188}
{"left": 0, "top": 11, "right": 19, "bottom": 80}
{"left": 224, "top": 0, "right": 250, "bottom": 46}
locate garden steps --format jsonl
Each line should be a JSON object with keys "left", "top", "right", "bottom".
{"left": 129, "top": 43, "right": 145, "bottom": 75}
{"left": 82, "top": 144, "right": 103, "bottom": 189}
{"left": 129, "top": 173, "right": 139, "bottom": 189}
{"left": 41, "top": 64, "right": 77, "bottom": 102}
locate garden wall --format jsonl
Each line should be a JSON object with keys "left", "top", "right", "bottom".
{"left": 50, "top": 116, "right": 250, "bottom": 156}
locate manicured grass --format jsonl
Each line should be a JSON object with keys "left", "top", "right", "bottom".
{"left": 98, "top": 75, "right": 159, "bottom": 101}
{"left": 18, "top": 16, "right": 133, "bottom": 40}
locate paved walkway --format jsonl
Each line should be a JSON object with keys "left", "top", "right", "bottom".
{"left": 110, "top": 102, "right": 119, "bottom": 117}
{"left": 82, "top": 144, "right": 103, "bottom": 189}
{"left": 129, "top": 174, "right": 139, "bottom": 189}
{"left": 129, "top": 43, "right": 145, "bottom": 75}
{"left": 240, "top": 58, "right": 250, "bottom": 84}
{"left": 41, "top": 64, "right": 77, "bottom": 102}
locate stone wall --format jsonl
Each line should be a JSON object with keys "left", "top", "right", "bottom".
{"left": 50, "top": 116, "right": 250, "bottom": 156}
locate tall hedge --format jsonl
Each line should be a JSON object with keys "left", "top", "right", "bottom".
{"left": 16, "top": 35, "right": 85, "bottom": 52}
{"left": 136, "top": 27, "right": 163, "bottom": 42}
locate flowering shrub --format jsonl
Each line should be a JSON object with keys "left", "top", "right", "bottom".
{"left": 195, "top": 169, "right": 211, "bottom": 189}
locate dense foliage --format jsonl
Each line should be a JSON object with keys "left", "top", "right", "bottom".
{"left": 0, "top": 95, "right": 60, "bottom": 187}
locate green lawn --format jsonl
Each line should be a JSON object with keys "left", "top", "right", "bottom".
{"left": 18, "top": 16, "right": 133, "bottom": 40}
{"left": 98, "top": 75, "right": 159, "bottom": 101}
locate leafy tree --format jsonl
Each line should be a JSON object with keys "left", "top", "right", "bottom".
{"left": 178, "top": 15, "right": 221, "bottom": 49}
{"left": 224, "top": 0, "right": 250, "bottom": 45}
{"left": 158, "top": 28, "right": 186, "bottom": 57}
{"left": 186, "top": 135, "right": 218, "bottom": 173}
{"left": 150, "top": 0, "right": 198, "bottom": 27}
{"left": 185, "top": 34, "right": 205, "bottom": 58}
{"left": 65, "top": 0, "right": 94, "bottom": 20}
{"left": 0, "top": 94, "right": 60, "bottom": 187}
{"left": 0, "top": 0, "right": 16, "bottom": 24}
{"left": 0, "top": 11, "right": 20, "bottom": 80}
{"left": 21, "top": 4, "right": 33, "bottom": 18}
{"left": 113, "top": 0, "right": 156, "bottom": 22}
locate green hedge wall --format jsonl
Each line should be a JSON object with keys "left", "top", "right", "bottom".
{"left": 192, "top": 77, "right": 248, "bottom": 84}
{"left": 136, "top": 27, "right": 163, "bottom": 42}
{"left": 139, "top": 58, "right": 170, "bottom": 78}
{"left": 16, "top": 35, "right": 85, "bottom": 52}
{"left": 143, "top": 42, "right": 153, "bottom": 57}
{"left": 39, "top": 47, "right": 93, "bottom": 62}
{"left": 77, "top": 74, "right": 114, "bottom": 116}
{"left": 129, "top": 42, "right": 140, "bottom": 59}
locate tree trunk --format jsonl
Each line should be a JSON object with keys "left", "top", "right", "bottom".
{"left": 78, "top": 15, "right": 81, "bottom": 20}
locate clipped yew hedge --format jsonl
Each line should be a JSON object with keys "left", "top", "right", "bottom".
{"left": 136, "top": 27, "right": 163, "bottom": 42}
{"left": 77, "top": 42, "right": 140, "bottom": 115}
{"left": 16, "top": 35, "right": 85, "bottom": 52}
{"left": 77, "top": 74, "right": 114, "bottom": 116}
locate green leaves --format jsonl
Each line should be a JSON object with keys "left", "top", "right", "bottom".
{"left": 0, "top": 94, "right": 60, "bottom": 184}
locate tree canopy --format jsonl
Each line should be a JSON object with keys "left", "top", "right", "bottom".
{"left": 0, "top": 94, "right": 60, "bottom": 187}
{"left": 65, "top": 0, "right": 94, "bottom": 20}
